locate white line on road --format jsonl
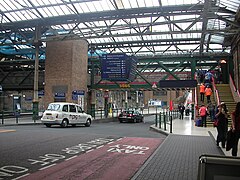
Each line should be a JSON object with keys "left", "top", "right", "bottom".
{"left": 96, "top": 145, "right": 104, "bottom": 149}
{"left": 86, "top": 149, "right": 94, "bottom": 153}
{"left": 65, "top": 156, "right": 77, "bottom": 161}
{"left": 39, "top": 163, "right": 56, "bottom": 170}
{"left": 13, "top": 173, "right": 30, "bottom": 180}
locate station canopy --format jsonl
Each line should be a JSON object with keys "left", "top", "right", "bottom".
{"left": 0, "top": 0, "right": 239, "bottom": 59}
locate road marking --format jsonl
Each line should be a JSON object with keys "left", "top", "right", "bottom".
{"left": 86, "top": 149, "right": 94, "bottom": 153}
{"left": 12, "top": 173, "right": 30, "bottom": 180}
{"left": 96, "top": 145, "right": 104, "bottom": 149}
{"left": 65, "top": 156, "right": 77, "bottom": 161}
{"left": 39, "top": 163, "right": 56, "bottom": 171}
{"left": 0, "top": 129, "right": 16, "bottom": 133}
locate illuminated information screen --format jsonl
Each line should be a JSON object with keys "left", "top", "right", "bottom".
{"left": 101, "top": 53, "right": 137, "bottom": 81}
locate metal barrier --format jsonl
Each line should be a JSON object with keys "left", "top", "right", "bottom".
{"left": 1, "top": 107, "right": 168, "bottom": 125}
{"left": 0, "top": 110, "right": 33, "bottom": 124}
{"left": 155, "top": 109, "right": 178, "bottom": 133}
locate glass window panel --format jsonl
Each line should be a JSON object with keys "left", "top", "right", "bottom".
{"left": 92, "top": 1, "right": 104, "bottom": 11}
{"left": 59, "top": 5, "right": 73, "bottom": 15}
{"left": 46, "top": 6, "right": 60, "bottom": 16}
{"left": 7, "top": 12, "right": 23, "bottom": 21}
{"left": 122, "top": 0, "right": 131, "bottom": 8}
{"left": 8, "top": 2, "right": 19, "bottom": 11}
{"left": 37, "top": 8, "right": 51, "bottom": 17}
{"left": 41, "top": 7, "right": 55, "bottom": 16}
{"left": 136, "top": 17, "right": 151, "bottom": 23}
{"left": 34, "top": 0, "right": 44, "bottom": 6}
{"left": 115, "top": 0, "right": 124, "bottom": 9}
{"left": 74, "top": 3, "right": 84, "bottom": 13}
{"left": 80, "top": 3, "right": 91, "bottom": 13}
{"left": 85, "top": 2, "right": 96, "bottom": 12}
{"left": 138, "top": 0, "right": 146, "bottom": 7}
{"left": 152, "top": 0, "right": 160, "bottom": 6}
{"left": 129, "top": 0, "right": 138, "bottom": 8}
{"left": 101, "top": 0, "right": 115, "bottom": 10}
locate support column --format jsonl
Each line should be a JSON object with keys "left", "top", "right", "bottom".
{"left": 44, "top": 39, "right": 88, "bottom": 108}
{"left": 136, "top": 90, "right": 139, "bottom": 108}
{"left": 90, "top": 59, "right": 95, "bottom": 117}
{"left": 191, "top": 58, "right": 196, "bottom": 80}
{"left": 32, "top": 26, "right": 40, "bottom": 121}
{"left": 125, "top": 91, "right": 128, "bottom": 109}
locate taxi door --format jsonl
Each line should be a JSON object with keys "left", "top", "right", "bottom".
{"left": 77, "top": 105, "right": 85, "bottom": 123}
{"left": 68, "top": 104, "right": 78, "bottom": 123}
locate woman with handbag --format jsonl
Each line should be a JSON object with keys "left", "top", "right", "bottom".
{"left": 215, "top": 104, "right": 228, "bottom": 148}
{"left": 231, "top": 102, "right": 240, "bottom": 156}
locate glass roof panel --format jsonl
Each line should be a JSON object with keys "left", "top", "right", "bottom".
{"left": 161, "top": 0, "right": 200, "bottom": 6}
{"left": 122, "top": 0, "right": 131, "bottom": 8}
{"left": 78, "top": 3, "right": 91, "bottom": 13}
{"left": 0, "top": 0, "right": 238, "bottom": 57}
{"left": 129, "top": 0, "right": 139, "bottom": 9}
{"left": 138, "top": 0, "right": 147, "bottom": 7}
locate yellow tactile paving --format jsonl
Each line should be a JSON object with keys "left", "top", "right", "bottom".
{"left": 0, "top": 129, "right": 16, "bottom": 133}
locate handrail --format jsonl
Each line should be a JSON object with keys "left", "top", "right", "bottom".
{"left": 212, "top": 76, "right": 220, "bottom": 105}
{"left": 229, "top": 74, "right": 240, "bottom": 102}
{"left": 194, "top": 73, "right": 198, "bottom": 108}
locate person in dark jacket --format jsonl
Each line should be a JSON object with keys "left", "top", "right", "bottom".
{"left": 231, "top": 102, "right": 240, "bottom": 156}
{"left": 215, "top": 104, "right": 228, "bottom": 148}
{"left": 178, "top": 103, "right": 185, "bottom": 120}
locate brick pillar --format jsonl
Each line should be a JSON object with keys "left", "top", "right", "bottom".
{"left": 44, "top": 39, "right": 88, "bottom": 110}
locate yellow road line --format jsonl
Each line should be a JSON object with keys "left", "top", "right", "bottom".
{"left": 0, "top": 129, "right": 16, "bottom": 133}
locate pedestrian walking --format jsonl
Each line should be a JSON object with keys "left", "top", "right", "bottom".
{"left": 178, "top": 103, "right": 185, "bottom": 120}
{"left": 199, "top": 104, "right": 207, "bottom": 127}
{"left": 199, "top": 83, "right": 205, "bottom": 102}
{"left": 231, "top": 102, "right": 240, "bottom": 156}
{"left": 215, "top": 104, "right": 228, "bottom": 148}
{"left": 207, "top": 102, "right": 215, "bottom": 121}
{"left": 205, "top": 86, "right": 212, "bottom": 103}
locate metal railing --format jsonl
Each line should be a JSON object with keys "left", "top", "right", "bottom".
{"left": 229, "top": 74, "right": 240, "bottom": 102}
{"left": 212, "top": 76, "right": 220, "bottom": 106}
{"left": 154, "top": 109, "right": 179, "bottom": 133}
{"left": 0, "top": 106, "right": 166, "bottom": 125}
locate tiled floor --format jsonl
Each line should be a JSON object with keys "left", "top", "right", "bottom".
{"left": 156, "top": 114, "right": 240, "bottom": 157}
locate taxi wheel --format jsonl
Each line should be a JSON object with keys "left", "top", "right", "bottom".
{"left": 61, "top": 119, "right": 68, "bottom": 128}
{"left": 85, "top": 119, "right": 91, "bottom": 127}
{"left": 45, "top": 124, "right": 51, "bottom": 128}
{"left": 133, "top": 117, "right": 137, "bottom": 123}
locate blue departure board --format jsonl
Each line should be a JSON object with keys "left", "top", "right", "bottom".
{"left": 101, "top": 53, "right": 137, "bottom": 81}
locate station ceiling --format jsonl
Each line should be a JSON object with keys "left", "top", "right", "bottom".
{"left": 0, "top": 0, "right": 239, "bottom": 91}
{"left": 0, "top": 0, "right": 239, "bottom": 60}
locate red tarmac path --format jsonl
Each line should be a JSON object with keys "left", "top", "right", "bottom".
{"left": 21, "top": 137, "right": 164, "bottom": 180}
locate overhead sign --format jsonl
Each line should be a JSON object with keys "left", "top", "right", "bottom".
{"left": 72, "top": 90, "right": 85, "bottom": 100}
{"left": 101, "top": 53, "right": 137, "bottom": 81}
{"left": 159, "top": 80, "right": 197, "bottom": 88}
{"left": 54, "top": 92, "right": 65, "bottom": 99}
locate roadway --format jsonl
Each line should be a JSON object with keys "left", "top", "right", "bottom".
{"left": 0, "top": 115, "right": 166, "bottom": 180}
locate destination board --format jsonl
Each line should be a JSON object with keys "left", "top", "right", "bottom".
{"left": 101, "top": 53, "right": 137, "bottom": 81}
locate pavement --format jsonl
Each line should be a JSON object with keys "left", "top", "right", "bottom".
{"left": 132, "top": 114, "right": 240, "bottom": 180}
{"left": 1, "top": 112, "right": 240, "bottom": 180}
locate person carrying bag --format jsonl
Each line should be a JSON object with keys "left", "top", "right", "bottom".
{"left": 215, "top": 104, "right": 228, "bottom": 148}
{"left": 230, "top": 102, "right": 240, "bottom": 156}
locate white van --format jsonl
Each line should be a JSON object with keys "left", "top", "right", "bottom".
{"left": 41, "top": 102, "right": 92, "bottom": 128}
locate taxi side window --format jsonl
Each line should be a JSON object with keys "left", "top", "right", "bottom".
{"left": 77, "top": 106, "right": 83, "bottom": 113}
{"left": 62, "top": 105, "right": 68, "bottom": 112}
{"left": 69, "top": 105, "right": 76, "bottom": 113}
